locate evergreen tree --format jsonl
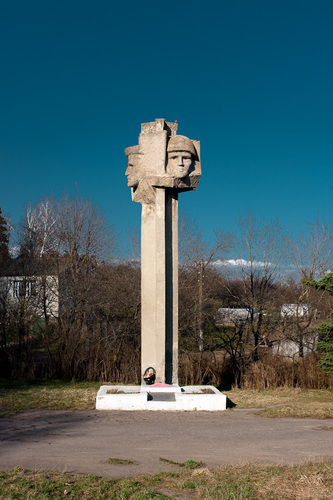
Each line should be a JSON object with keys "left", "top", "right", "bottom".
{"left": 305, "top": 273, "right": 333, "bottom": 374}
{"left": 0, "top": 208, "right": 10, "bottom": 263}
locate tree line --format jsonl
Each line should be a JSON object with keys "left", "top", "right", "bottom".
{"left": 0, "top": 194, "right": 332, "bottom": 388}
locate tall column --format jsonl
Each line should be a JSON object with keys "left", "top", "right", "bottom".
{"left": 125, "top": 119, "right": 201, "bottom": 387}
{"left": 141, "top": 188, "right": 178, "bottom": 384}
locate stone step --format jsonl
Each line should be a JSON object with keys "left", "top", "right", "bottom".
{"left": 147, "top": 392, "right": 176, "bottom": 402}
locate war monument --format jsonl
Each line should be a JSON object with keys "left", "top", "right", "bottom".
{"left": 96, "top": 119, "right": 226, "bottom": 410}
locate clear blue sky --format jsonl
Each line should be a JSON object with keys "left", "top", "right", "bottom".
{"left": 1, "top": 0, "right": 332, "bottom": 253}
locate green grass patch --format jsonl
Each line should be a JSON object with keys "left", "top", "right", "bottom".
{"left": 1, "top": 461, "right": 333, "bottom": 499}
{"left": 106, "top": 457, "right": 137, "bottom": 465}
{"left": 182, "top": 479, "right": 196, "bottom": 488}
{"left": 159, "top": 457, "right": 205, "bottom": 469}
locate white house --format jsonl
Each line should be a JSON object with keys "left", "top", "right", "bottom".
{"left": 281, "top": 304, "right": 310, "bottom": 318}
{"left": 272, "top": 333, "right": 318, "bottom": 358}
{"left": 216, "top": 308, "right": 258, "bottom": 326}
{"left": 0, "top": 275, "right": 59, "bottom": 318}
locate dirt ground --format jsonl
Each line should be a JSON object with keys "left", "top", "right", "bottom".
{"left": 1, "top": 408, "right": 333, "bottom": 478}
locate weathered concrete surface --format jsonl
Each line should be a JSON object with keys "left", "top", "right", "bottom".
{"left": 125, "top": 119, "right": 201, "bottom": 386}
{"left": 1, "top": 409, "right": 333, "bottom": 478}
{"left": 141, "top": 188, "right": 179, "bottom": 384}
{"left": 96, "top": 385, "right": 227, "bottom": 411}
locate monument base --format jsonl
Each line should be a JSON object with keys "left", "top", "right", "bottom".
{"left": 96, "top": 384, "right": 227, "bottom": 411}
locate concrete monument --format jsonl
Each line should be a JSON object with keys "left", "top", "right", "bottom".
{"left": 96, "top": 119, "right": 226, "bottom": 410}
{"left": 125, "top": 119, "right": 201, "bottom": 385}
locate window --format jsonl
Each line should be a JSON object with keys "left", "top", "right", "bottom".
{"left": 13, "top": 280, "right": 37, "bottom": 299}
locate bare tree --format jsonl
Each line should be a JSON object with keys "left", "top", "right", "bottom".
{"left": 292, "top": 217, "right": 333, "bottom": 280}
{"left": 19, "top": 197, "right": 59, "bottom": 258}
{"left": 50, "top": 191, "right": 118, "bottom": 378}
{"left": 57, "top": 191, "right": 117, "bottom": 261}
{"left": 277, "top": 217, "right": 333, "bottom": 358}
{"left": 229, "top": 213, "right": 289, "bottom": 360}
{"left": 178, "top": 211, "right": 234, "bottom": 352}
{"left": 13, "top": 191, "right": 121, "bottom": 379}
{"left": 277, "top": 278, "right": 330, "bottom": 358}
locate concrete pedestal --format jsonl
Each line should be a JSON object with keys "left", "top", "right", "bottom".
{"left": 96, "top": 384, "right": 227, "bottom": 411}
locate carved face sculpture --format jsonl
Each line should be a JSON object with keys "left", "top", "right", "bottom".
{"left": 167, "top": 135, "right": 195, "bottom": 179}
{"left": 125, "top": 146, "right": 144, "bottom": 188}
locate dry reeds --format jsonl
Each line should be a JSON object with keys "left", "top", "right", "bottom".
{"left": 179, "top": 351, "right": 333, "bottom": 389}
{"left": 241, "top": 353, "right": 333, "bottom": 389}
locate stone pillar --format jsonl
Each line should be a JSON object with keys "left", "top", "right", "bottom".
{"left": 141, "top": 189, "right": 178, "bottom": 384}
{"left": 125, "top": 119, "right": 201, "bottom": 386}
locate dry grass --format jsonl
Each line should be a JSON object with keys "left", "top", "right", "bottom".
{"left": 212, "top": 461, "right": 333, "bottom": 499}
{"left": 0, "top": 379, "right": 100, "bottom": 417}
{"left": 1, "top": 380, "right": 333, "bottom": 419}
{"left": 257, "top": 403, "right": 333, "bottom": 419}
{"left": 226, "top": 387, "right": 333, "bottom": 418}
{"left": 1, "top": 461, "right": 333, "bottom": 499}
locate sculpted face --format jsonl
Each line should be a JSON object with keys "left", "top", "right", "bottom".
{"left": 167, "top": 135, "right": 195, "bottom": 179}
{"left": 125, "top": 147, "right": 143, "bottom": 188}
{"left": 167, "top": 151, "right": 193, "bottom": 178}
{"left": 125, "top": 121, "right": 201, "bottom": 205}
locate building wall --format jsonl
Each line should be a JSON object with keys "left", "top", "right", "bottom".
{"left": 0, "top": 275, "right": 59, "bottom": 318}
{"left": 281, "top": 304, "right": 310, "bottom": 317}
{"left": 216, "top": 308, "right": 258, "bottom": 326}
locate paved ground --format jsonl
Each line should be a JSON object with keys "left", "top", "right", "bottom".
{"left": 1, "top": 409, "right": 333, "bottom": 478}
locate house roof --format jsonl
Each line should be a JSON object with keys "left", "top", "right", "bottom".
{"left": 0, "top": 257, "right": 59, "bottom": 277}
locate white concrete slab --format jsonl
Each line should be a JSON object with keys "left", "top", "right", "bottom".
{"left": 96, "top": 384, "right": 227, "bottom": 411}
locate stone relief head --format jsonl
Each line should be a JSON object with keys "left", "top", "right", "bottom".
{"left": 125, "top": 119, "right": 201, "bottom": 204}
{"left": 166, "top": 135, "right": 196, "bottom": 179}
{"left": 125, "top": 146, "right": 144, "bottom": 188}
